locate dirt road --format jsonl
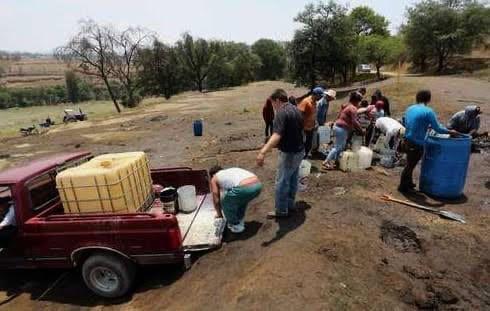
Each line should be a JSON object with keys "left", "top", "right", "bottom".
{"left": 0, "top": 77, "right": 488, "bottom": 310}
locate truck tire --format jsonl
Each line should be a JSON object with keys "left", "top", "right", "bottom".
{"left": 82, "top": 253, "right": 136, "bottom": 298}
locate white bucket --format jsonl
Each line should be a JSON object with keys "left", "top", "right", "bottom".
{"left": 177, "top": 185, "right": 197, "bottom": 213}
{"left": 298, "top": 160, "right": 312, "bottom": 192}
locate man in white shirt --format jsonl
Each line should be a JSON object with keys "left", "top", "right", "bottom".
{"left": 375, "top": 117, "right": 405, "bottom": 151}
{"left": 209, "top": 166, "right": 262, "bottom": 233}
{"left": 0, "top": 196, "right": 17, "bottom": 248}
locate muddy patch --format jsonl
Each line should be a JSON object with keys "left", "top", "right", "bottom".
{"left": 380, "top": 221, "right": 422, "bottom": 253}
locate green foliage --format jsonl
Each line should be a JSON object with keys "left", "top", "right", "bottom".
{"left": 137, "top": 40, "right": 187, "bottom": 99}
{"left": 0, "top": 83, "right": 112, "bottom": 110}
{"left": 402, "top": 0, "right": 490, "bottom": 72}
{"left": 252, "top": 39, "right": 286, "bottom": 80}
{"left": 289, "top": 1, "right": 357, "bottom": 87}
{"left": 360, "top": 35, "right": 405, "bottom": 78}
{"left": 176, "top": 33, "right": 221, "bottom": 92}
{"left": 350, "top": 6, "right": 390, "bottom": 36}
{"left": 207, "top": 42, "right": 261, "bottom": 89}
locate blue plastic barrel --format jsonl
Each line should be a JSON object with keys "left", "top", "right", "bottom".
{"left": 193, "top": 120, "right": 203, "bottom": 136}
{"left": 419, "top": 134, "right": 471, "bottom": 199}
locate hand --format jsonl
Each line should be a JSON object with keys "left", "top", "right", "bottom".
{"left": 256, "top": 152, "right": 265, "bottom": 167}
{"left": 448, "top": 129, "right": 460, "bottom": 137}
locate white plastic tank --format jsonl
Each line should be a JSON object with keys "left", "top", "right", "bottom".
{"left": 358, "top": 146, "right": 373, "bottom": 169}
{"left": 339, "top": 151, "right": 360, "bottom": 172}
{"left": 298, "top": 160, "right": 312, "bottom": 192}
{"left": 177, "top": 185, "right": 197, "bottom": 213}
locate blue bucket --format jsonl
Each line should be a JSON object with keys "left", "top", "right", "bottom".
{"left": 193, "top": 120, "right": 203, "bottom": 136}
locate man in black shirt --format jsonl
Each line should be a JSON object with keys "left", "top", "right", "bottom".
{"left": 257, "top": 89, "right": 305, "bottom": 218}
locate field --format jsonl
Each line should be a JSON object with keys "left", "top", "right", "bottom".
{"left": 0, "top": 58, "right": 67, "bottom": 88}
{"left": 0, "top": 77, "right": 489, "bottom": 310}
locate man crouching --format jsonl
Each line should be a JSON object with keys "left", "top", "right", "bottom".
{"left": 209, "top": 166, "right": 262, "bottom": 233}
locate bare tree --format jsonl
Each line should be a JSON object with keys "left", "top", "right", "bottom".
{"left": 56, "top": 20, "right": 122, "bottom": 112}
{"left": 112, "top": 27, "right": 154, "bottom": 107}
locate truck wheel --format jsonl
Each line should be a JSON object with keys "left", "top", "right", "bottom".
{"left": 82, "top": 253, "right": 136, "bottom": 298}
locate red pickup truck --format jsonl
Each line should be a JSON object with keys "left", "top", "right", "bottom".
{"left": 0, "top": 151, "right": 225, "bottom": 298}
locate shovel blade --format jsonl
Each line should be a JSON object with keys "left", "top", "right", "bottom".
{"left": 439, "top": 211, "right": 466, "bottom": 223}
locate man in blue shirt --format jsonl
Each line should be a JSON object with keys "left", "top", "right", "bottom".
{"left": 316, "top": 89, "right": 336, "bottom": 126}
{"left": 399, "top": 90, "right": 459, "bottom": 193}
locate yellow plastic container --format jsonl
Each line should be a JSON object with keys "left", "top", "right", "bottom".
{"left": 56, "top": 152, "right": 153, "bottom": 213}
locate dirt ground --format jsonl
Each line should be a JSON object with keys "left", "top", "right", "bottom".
{"left": 0, "top": 77, "right": 488, "bottom": 310}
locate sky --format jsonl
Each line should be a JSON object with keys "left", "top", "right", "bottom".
{"left": 0, "top": 0, "right": 420, "bottom": 53}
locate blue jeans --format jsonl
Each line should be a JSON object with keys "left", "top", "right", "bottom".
{"left": 275, "top": 151, "right": 305, "bottom": 214}
{"left": 326, "top": 125, "right": 348, "bottom": 162}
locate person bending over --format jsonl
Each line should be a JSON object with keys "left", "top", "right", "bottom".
{"left": 209, "top": 166, "right": 262, "bottom": 233}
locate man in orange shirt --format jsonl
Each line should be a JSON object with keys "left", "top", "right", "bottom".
{"left": 297, "top": 87, "right": 325, "bottom": 159}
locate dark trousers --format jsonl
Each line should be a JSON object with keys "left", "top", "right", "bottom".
{"left": 0, "top": 226, "right": 17, "bottom": 248}
{"left": 304, "top": 130, "right": 314, "bottom": 158}
{"left": 365, "top": 123, "right": 375, "bottom": 146}
{"left": 265, "top": 121, "right": 273, "bottom": 137}
{"left": 399, "top": 140, "right": 424, "bottom": 190}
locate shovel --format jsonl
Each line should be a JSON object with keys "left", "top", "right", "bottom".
{"left": 380, "top": 194, "right": 466, "bottom": 224}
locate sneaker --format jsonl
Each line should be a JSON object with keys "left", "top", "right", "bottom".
{"left": 227, "top": 223, "right": 245, "bottom": 233}
{"left": 267, "top": 211, "right": 289, "bottom": 219}
{"left": 398, "top": 186, "right": 417, "bottom": 194}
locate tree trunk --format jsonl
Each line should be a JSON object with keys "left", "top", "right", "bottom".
{"left": 376, "top": 65, "right": 381, "bottom": 79}
{"left": 437, "top": 54, "right": 444, "bottom": 73}
{"left": 102, "top": 76, "right": 121, "bottom": 113}
{"left": 197, "top": 79, "right": 204, "bottom": 93}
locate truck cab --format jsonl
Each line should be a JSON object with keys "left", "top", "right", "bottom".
{"left": 0, "top": 151, "right": 225, "bottom": 298}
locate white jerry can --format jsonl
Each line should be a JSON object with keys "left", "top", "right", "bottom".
{"left": 298, "top": 160, "right": 312, "bottom": 192}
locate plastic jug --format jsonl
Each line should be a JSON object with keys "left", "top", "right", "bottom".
{"left": 298, "top": 160, "right": 312, "bottom": 192}
{"left": 339, "top": 151, "right": 360, "bottom": 172}
{"left": 351, "top": 135, "right": 363, "bottom": 152}
{"left": 358, "top": 146, "right": 373, "bottom": 169}
{"left": 177, "top": 185, "right": 197, "bottom": 213}
{"left": 318, "top": 126, "right": 331, "bottom": 145}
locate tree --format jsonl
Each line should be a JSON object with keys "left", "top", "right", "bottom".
{"left": 207, "top": 42, "right": 261, "bottom": 89}
{"left": 402, "top": 0, "right": 490, "bottom": 72}
{"left": 252, "top": 39, "right": 286, "bottom": 80}
{"left": 176, "top": 33, "right": 220, "bottom": 92}
{"left": 350, "top": 6, "right": 390, "bottom": 36}
{"left": 289, "top": 1, "right": 356, "bottom": 87}
{"left": 112, "top": 27, "right": 153, "bottom": 107}
{"left": 56, "top": 20, "right": 122, "bottom": 112}
{"left": 360, "top": 36, "right": 404, "bottom": 79}
{"left": 65, "top": 70, "right": 80, "bottom": 103}
{"left": 137, "top": 40, "right": 187, "bottom": 99}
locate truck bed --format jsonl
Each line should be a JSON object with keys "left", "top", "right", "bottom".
{"left": 176, "top": 194, "right": 225, "bottom": 251}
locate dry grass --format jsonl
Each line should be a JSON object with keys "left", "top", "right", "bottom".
{"left": 0, "top": 58, "right": 67, "bottom": 88}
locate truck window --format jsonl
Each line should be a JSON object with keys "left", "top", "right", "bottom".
{"left": 27, "top": 172, "right": 59, "bottom": 211}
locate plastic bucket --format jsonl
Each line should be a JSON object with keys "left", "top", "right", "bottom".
{"left": 160, "top": 187, "right": 177, "bottom": 213}
{"left": 177, "top": 185, "right": 197, "bottom": 213}
{"left": 193, "top": 120, "right": 203, "bottom": 136}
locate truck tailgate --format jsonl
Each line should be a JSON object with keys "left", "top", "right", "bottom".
{"left": 176, "top": 194, "right": 225, "bottom": 251}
